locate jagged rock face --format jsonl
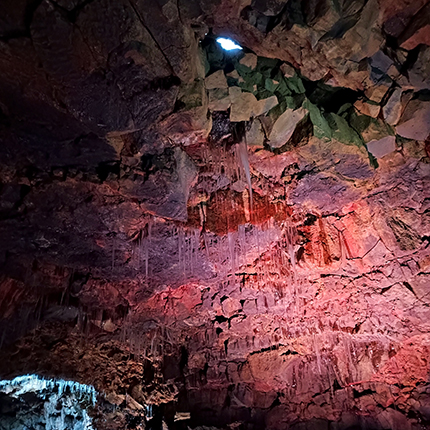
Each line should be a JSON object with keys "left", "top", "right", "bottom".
{"left": 0, "top": 375, "right": 96, "bottom": 430}
{"left": 1, "top": 1, "right": 430, "bottom": 429}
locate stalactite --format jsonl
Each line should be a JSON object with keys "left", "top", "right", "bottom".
{"left": 238, "top": 224, "right": 246, "bottom": 268}
{"left": 313, "top": 335, "right": 322, "bottom": 378}
{"left": 237, "top": 141, "right": 253, "bottom": 212}
{"left": 228, "top": 231, "right": 236, "bottom": 278}
{"left": 203, "top": 231, "right": 210, "bottom": 260}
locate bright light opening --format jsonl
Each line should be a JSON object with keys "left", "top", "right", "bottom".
{"left": 216, "top": 37, "right": 243, "bottom": 51}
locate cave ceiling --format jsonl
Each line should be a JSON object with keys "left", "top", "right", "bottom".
{"left": 1, "top": 0, "right": 430, "bottom": 429}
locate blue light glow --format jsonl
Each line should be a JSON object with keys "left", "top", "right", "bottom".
{"left": 0, "top": 374, "right": 97, "bottom": 429}
{"left": 216, "top": 37, "right": 243, "bottom": 51}
{"left": 0, "top": 374, "right": 97, "bottom": 405}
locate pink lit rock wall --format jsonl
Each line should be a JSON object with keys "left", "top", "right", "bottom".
{"left": 0, "top": 0, "right": 430, "bottom": 429}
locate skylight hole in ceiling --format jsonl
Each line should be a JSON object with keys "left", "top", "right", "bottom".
{"left": 216, "top": 37, "right": 243, "bottom": 51}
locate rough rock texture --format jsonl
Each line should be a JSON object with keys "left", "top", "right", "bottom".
{"left": 1, "top": 1, "right": 430, "bottom": 430}
{"left": 0, "top": 375, "right": 96, "bottom": 430}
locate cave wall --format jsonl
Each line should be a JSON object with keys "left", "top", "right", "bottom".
{"left": 1, "top": 0, "right": 430, "bottom": 429}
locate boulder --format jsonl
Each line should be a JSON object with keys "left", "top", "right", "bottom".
{"left": 365, "top": 83, "right": 390, "bottom": 103}
{"left": 366, "top": 135, "right": 397, "bottom": 158}
{"left": 339, "top": 0, "right": 383, "bottom": 62}
{"left": 408, "top": 46, "right": 430, "bottom": 91}
{"left": 229, "top": 87, "right": 258, "bottom": 122}
{"left": 267, "top": 107, "right": 308, "bottom": 148}
{"left": 396, "top": 99, "right": 430, "bottom": 141}
{"left": 254, "top": 95, "right": 278, "bottom": 116}
{"left": 208, "top": 88, "right": 231, "bottom": 111}
{"left": 229, "top": 87, "right": 278, "bottom": 122}
{"left": 399, "top": 2, "right": 430, "bottom": 50}
{"left": 354, "top": 99, "right": 380, "bottom": 118}
{"left": 280, "top": 63, "right": 296, "bottom": 78}
{"left": 246, "top": 119, "right": 266, "bottom": 147}
{"left": 205, "top": 69, "right": 228, "bottom": 89}
{"left": 383, "top": 88, "right": 403, "bottom": 126}
{"left": 370, "top": 50, "right": 393, "bottom": 75}
{"left": 239, "top": 53, "right": 258, "bottom": 70}
{"left": 303, "top": 0, "right": 340, "bottom": 34}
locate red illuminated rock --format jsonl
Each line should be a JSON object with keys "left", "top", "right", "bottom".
{"left": 0, "top": 0, "right": 430, "bottom": 429}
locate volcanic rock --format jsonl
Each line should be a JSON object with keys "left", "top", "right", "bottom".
{"left": 229, "top": 87, "right": 278, "bottom": 122}
{"left": 267, "top": 107, "right": 308, "bottom": 148}
{"left": 1, "top": 1, "right": 430, "bottom": 430}
{"left": 205, "top": 69, "right": 228, "bottom": 89}
{"left": 396, "top": 99, "right": 430, "bottom": 141}
{"left": 383, "top": 87, "right": 404, "bottom": 125}
{"left": 366, "top": 135, "right": 397, "bottom": 159}
{"left": 354, "top": 99, "right": 380, "bottom": 118}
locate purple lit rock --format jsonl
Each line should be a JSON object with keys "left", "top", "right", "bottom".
{"left": 366, "top": 135, "right": 397, "bottom": 158}
{"left": 396, "top": 100, "right": 430, "bottom": 141}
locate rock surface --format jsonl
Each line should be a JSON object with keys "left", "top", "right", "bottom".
{"left": 366, "top": 135, "right": 397, "bottom": 158}
{"left": 0, "top": 1, "right": 430, "bottom": 430}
